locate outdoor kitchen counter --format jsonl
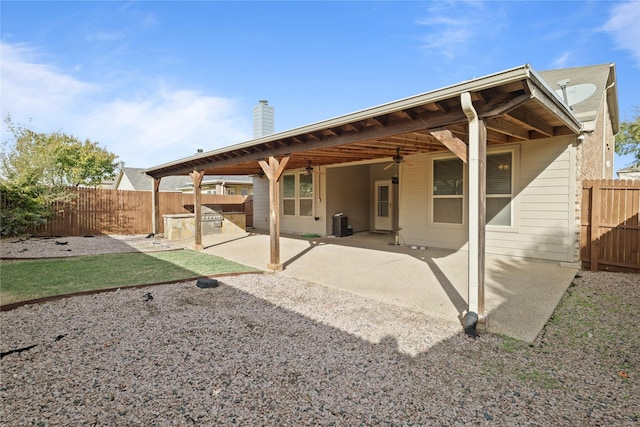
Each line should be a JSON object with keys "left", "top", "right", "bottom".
{"left": 163, "top": 212, "right": 246, "bottom": 240}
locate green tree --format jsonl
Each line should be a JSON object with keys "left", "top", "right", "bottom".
{"left": 0, "top": 116, "right": 122, "bottom": 235}
{"left": 615, "top": 109, "right": 640, "bottom": 166}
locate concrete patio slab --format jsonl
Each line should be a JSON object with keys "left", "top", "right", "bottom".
{"left": 189, "top": 231, "right": 579, "bottom": 342}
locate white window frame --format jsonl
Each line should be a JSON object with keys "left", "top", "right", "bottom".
{"left": 486, "top": 148, "right": 516, "bottom": 229}
{"left": 282, "top": 172, "right": 314, "bottom": 217}
{"left": 283, "top": 174, "right": 296, "bottom": 216}
{"left": 431, "top": 155, "right": 465, "bottom": 226}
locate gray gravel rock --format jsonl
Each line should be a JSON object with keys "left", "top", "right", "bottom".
{"left": 1, "top": 270, "right": 638, "bottom": 426}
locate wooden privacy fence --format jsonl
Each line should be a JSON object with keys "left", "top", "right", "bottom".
{"left": 581, "top": 179, "right": 640, "bottom": 273}
{"left": 22, "top": 188, "right": 252, "bottom": 236}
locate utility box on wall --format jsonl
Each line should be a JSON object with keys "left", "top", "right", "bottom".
{"left": 333, "top": 215, "right": 349, "bottom": 237}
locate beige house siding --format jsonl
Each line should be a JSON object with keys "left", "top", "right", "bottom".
{"left": 252, "top": 177, "right": 270, "bottom": 231}
{"left": 396, "top": 136, "right": 577, "bottom": 262}
{"left": 255, "top": 136, "right": 579, "bottom": 263}
{"left": 501, "top": 136, "right": 574, "bottom": 261}
{"left": 116, "top": 175, "right": 136, "bottom": 191}
{"left": 326, "top": 165, "right": 370, "bottom": 234}
{"left": 253, "top": 171, "right": 328, "bottom": 235}
{"left": 399, "top": 153, "right": 468, "bottom": 250}
{"left": 262, "top": 170, "right": 328, "bottom": 236}
{"left": 367, "top": 163, "right": 400, "bottom": 232}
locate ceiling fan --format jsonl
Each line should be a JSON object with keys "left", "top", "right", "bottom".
{"left": 383, "top": 147, "right": 413, "bottom": 171}
{"left": 304, "top": 160, "right": 324, "bottom": 175}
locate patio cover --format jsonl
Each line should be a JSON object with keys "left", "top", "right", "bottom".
{"left": 145, "top": 64, "right": 581, "bottom": 178}
{"left": 144, "top": 64, "right": 584, "bottom": 328}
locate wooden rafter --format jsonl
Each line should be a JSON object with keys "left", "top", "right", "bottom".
{"left": 430, "top": 129, "right": 468, "bottom": 163}
{"left": 144, "top": 73, "right": 580, "bottom": 180}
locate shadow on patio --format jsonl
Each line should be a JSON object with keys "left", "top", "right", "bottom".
{"left": 195, "top": 231, "right": 579, "bottom": 341}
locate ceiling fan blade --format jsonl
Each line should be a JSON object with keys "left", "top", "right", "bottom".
{"left": 383, "top": 162, "right": 395, "bottom": 171}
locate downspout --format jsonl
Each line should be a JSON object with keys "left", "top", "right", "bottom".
{"left": 462, "top": 92, "right": 486, "bottom": 338}
{"left": 602, "top": 81, "right": 615, "bottom": 177}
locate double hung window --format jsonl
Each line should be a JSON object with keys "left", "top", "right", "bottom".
{"left": 432, "top": 151, "right": 513, "bottom": 226}
{"left": 283, "top": 173, "right": 313, "bottom": 216}
{"left": 432, "top": 158, "right": 464, "bottom": 224}
{"left": 486, "top": 152, "right": 513, "bottom": 227}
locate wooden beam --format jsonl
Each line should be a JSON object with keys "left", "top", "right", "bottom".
{"left": 150, "top": 110, "right": 466, "bottom": 176}
{"left": 480, "top": 93, "right": 531, "bottom": 118}
{"left": 189, "top": 170, "right": 205, "bottom": 251}
{"left": 152, "top": 178, "right": 161, "bottom": 235}
{"left": 505, "top": 108, "right": 554, "bottom": 137}
{"left": 430, "top": 129, "right": 468, "bottom": 163}
{"left": 368, "top": 117, "right": 384, "bottom": 127}
{"left": 486, "top": 117, "right": 530, "bottom": 141}
{"left": 258, "top": 155, "right": 291, "bottom": 271}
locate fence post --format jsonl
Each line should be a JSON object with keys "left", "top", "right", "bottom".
{"left": 589, "top": 181, "right": 601, "bottom": 271}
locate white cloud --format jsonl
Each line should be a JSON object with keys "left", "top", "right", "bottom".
{"left": 552, "top": 51, "right": 572, "bottom": 69}
{"left": 1, "top": 41, "right": 251, "bottom": 168}
{"left": 79, "top": 89, "right": 251, "bottom": 167}
{"left": 602, "top": 1, "right": 640, "bottom": 67}
{"left": 87, "top": 31, "right": 126, "bottom": 42}
{"left": 416, "top": 1, "right": 499, "bottom": 60}
{"left": 0, "top": 42, "right": 99, "bottom": 123}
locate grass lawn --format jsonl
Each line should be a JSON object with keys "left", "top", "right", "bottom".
{"left": 0, "top": 250, "right": 260, "bottom": 305}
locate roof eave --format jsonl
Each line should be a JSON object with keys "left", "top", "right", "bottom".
{"left": 145, "top": 65, "right": 540, "bottom": 175}
{"left": 527, "top": 68, "right": 583, "bottom": 134}
{"left": 145, "top": 63, "right": 585, "bottom": 177}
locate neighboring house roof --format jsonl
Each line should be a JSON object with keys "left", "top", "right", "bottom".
{"left": 114, "top": 167, "right": 190, "bottom": 191}
{"left": 146, "top": 63, "right": 588, "bottom": 179}
{"left": 616, "top": 164, "right": 640, "bottom": 179}
{"left": 201, "top": 176, "right": 253, "bottom": 185}
{"left": 114, "top": 167, "right": 253, "bottom": 191}
{"left": 177, "top": 175, "right": 254, "bottom": 191}
{"left": 538, "top": 63, "right": 619, "bottom": 134}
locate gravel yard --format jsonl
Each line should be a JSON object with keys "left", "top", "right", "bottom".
{"left": 1, "top": 235, "right": 185, "bottom": 259}
{"left": 1, "top": 236, "right": 638, "bottom": 425}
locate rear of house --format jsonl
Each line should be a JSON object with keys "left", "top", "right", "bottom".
{"left": 252, "top": 64, "right": 618, "bottom": 264}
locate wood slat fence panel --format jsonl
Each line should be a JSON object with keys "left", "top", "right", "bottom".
{"left": 23, "top": 189, "right": 252, "bottom": 236}
{"left": 581, "top": 179, "right": 640, "bottom": 273}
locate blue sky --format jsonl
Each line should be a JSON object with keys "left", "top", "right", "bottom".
{"left": 1, "top": 1, "right": 639, "bottom": 172}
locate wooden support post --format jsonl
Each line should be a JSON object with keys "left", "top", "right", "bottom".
{"left": 258, "top": 155, "right": 291, "bottom": 272}
{"left": 190, "top": 170, "right": 205, "bottom": 251}
{"left": 152, "top": 178, "right": 161, "bottom": 235}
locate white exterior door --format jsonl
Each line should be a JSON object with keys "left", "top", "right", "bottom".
{"left": 375, "top": 180, "right": 393, "bottom": 231}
